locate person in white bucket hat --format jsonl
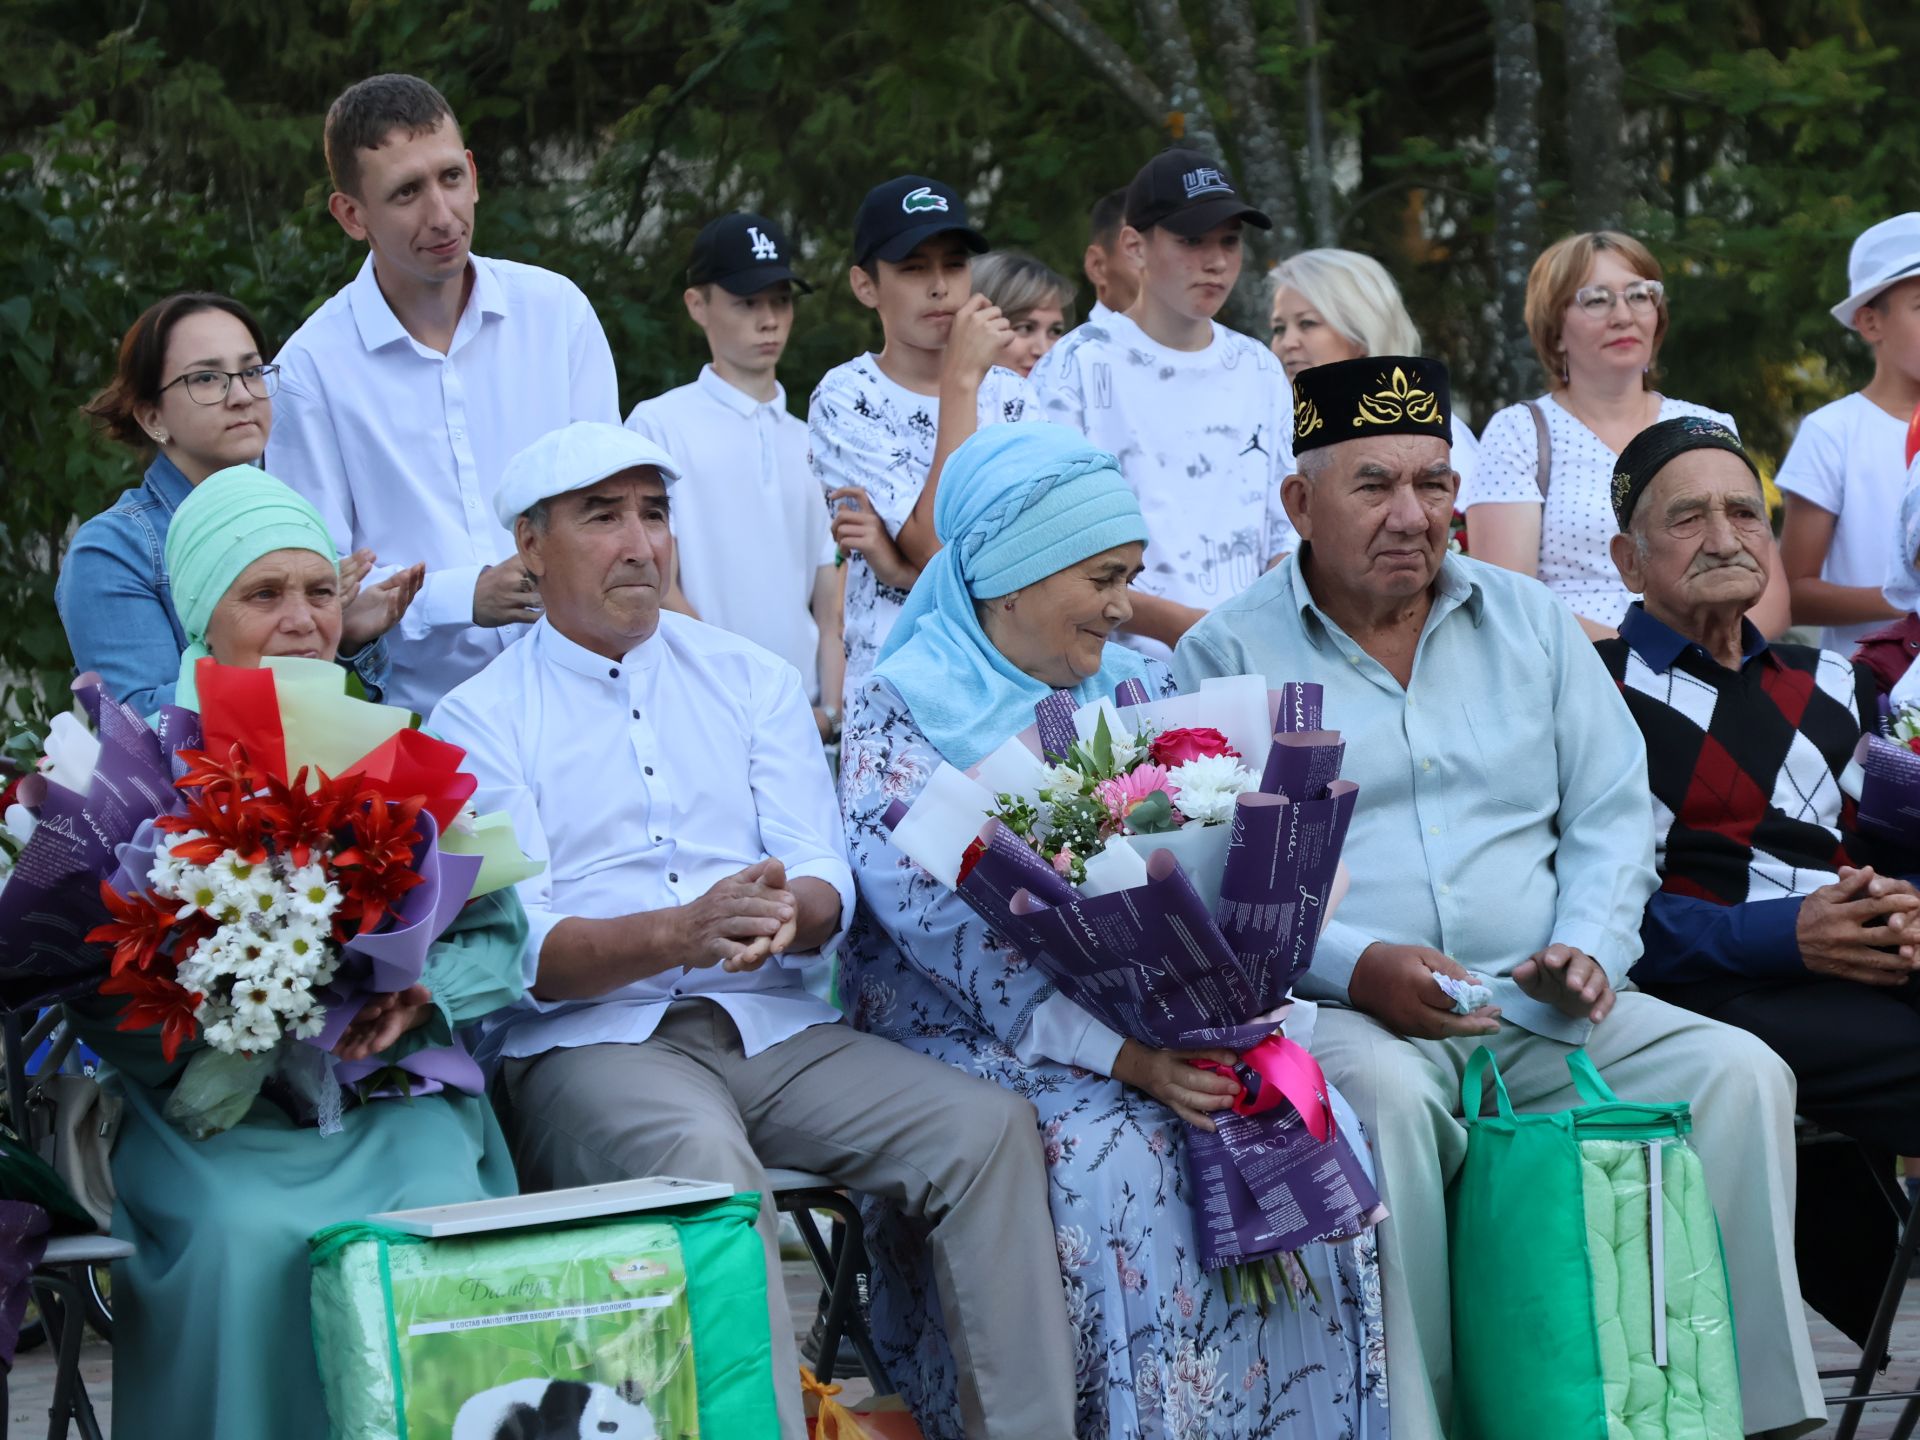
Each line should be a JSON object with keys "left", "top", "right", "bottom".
{"left": 1778, "top": 213, "right": 1920, "bottom": 652}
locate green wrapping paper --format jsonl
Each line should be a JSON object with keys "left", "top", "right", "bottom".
{"left": 309, "top": 1193, "right": 779, "bottom": 1439}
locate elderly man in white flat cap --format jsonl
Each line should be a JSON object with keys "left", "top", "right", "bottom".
{"left": 429, "top": 422, "right": 1075, "bottom": 1440}
{"left": 1777, "top": 211, "right": 1920, "bottom": 654}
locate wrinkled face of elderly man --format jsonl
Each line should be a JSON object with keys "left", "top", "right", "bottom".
{"left": 1608, "top": 450, "right": 1770, "bottom": 628}
{"left": 516, "top": 467, "right": 672, "bottom": 657}
{"left": 1281, "top": 433, "right": 1458, "bottom": 605}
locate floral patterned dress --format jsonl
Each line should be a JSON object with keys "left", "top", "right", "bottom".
{"left": 841, "top": 675, "right": 1389, "bottom": 1440}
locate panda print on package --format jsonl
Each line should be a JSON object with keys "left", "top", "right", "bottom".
{"left": 453, "top": 1378, "right": 657, "bottom": 1440}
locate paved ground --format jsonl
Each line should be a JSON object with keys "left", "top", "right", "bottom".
{"left": 7, "top": 1275, "right": 1916, "bottom": 1436}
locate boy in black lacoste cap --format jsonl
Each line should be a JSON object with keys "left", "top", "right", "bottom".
{"left": 806, "top": 174, "right": 1034, "bottom": 722}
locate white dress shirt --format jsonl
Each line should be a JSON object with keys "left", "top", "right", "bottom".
{"left": 626, "top": 367, "right": 834, "bottom": 702}
{"left": 269, "top": 254, "right": 620, "bottom": 715}
{"left": 429, "top": 613, "right": 852, "bottom": 1062}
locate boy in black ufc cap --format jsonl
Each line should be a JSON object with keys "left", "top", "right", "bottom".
{"left": 626, "top": 212, "right": 845, "bottom": 740}
{"left": 808, "top": 173, "right": 1034, "bottom": 715}
{"left": 1033, "top": 148, "right": 1297, "bottom": 662}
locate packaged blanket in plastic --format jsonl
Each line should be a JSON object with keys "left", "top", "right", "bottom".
{"left": 309, "top": 1191, "right": 778, "bottom": 1439}
{"left": 1449, "top": 1048, "right": 1742, "bottom": 1440}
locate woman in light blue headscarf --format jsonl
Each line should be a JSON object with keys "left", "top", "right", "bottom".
{"left": 841, "top": 424, "right": 1388, "bottom": 1440}
{"left": 65, "top": 465, "right": 525, "bottom": 1440}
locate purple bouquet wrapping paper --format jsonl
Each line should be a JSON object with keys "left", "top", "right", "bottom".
{"left": 884, "top": 681, "right": 1384, "bottom": 1272}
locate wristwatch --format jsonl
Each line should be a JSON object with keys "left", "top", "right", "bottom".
{"left": 820, "top": 705, "right": 843, "bottom": 743}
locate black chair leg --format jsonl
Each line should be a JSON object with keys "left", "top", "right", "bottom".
{"left": 1829, "top": 1142, "right": 1920, "bottom": 1440}
{"left": 786, "top": 1193, "right": 891, "bottom": 1395}
{"left": 30, "top": 1271, "right": 103, "bottom": 1440}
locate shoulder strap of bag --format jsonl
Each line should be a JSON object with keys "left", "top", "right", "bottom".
{"left": 1565, "top": 1049, "right": 1623, "bottom": 1107}
{"left": 1524, "top": 400, "right": 1551, "bottom": 500}
{"left": 1460, "top": 1044, "right": 1516, "bottom": 1119}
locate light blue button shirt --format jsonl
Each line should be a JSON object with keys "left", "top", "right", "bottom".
{"left": 1174, "top": 550, "right": 1657, "bottom": 1043}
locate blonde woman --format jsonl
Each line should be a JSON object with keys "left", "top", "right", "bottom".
{"left": 1458, "top": 230, "right": 1789, "bottom": 639}
{"left": 971, "top": 251, "right": 1073, "bottom": 377}
{"left": 1269, "top": 247, "right": 1482, "bottom": 492}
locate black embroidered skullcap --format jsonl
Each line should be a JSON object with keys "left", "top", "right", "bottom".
{"left": 1292, "top": 356, "right": 1452, "bottom": 456}
{"left": 1610, "top": 416, "right": 1760, "bottom": 530}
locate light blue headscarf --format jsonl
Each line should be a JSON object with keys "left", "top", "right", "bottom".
{"left": 874, "top": 423, "right": 1150, "bottom": 769}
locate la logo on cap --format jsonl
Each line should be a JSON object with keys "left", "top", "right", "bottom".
{"left": 747, "top": 226, "right": 779, "bottom": 261}
{"left": 1182, "top": 166, "right": 1231, "bottom": 199}
{"left": 902, "top": 185, "right": 950, "bottom": 215}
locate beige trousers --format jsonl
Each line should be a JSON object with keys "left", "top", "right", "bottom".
{"left": 498, "top": 1001, "right": 1077, "bottom": 1440}
{"left": 1313, "top": 991, "right": 1824, "bottom": 1440}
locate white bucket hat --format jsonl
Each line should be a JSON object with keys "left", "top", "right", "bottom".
{"left": 1830, "top": 213, "right": 1920, "bottom": 330}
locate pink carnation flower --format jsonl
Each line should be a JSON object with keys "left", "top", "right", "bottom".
{"left": 1094, "top": 764, "right": 1178, "bottom": 827}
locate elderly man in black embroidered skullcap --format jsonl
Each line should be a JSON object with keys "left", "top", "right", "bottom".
{"left": 1176, "top": 361, "right": 1825, "bottom": 1439}
{"left": 1597, "top": 415, "right": 1920, "bottom": 1350}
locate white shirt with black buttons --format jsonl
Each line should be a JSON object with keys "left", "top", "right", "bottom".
{"left": 429, "top": 612, "right": 851, "bottom": 1064}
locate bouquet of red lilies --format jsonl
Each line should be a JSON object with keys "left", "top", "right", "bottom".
{"left": 0, "top": 657, "right": 538, "bottom": 1136}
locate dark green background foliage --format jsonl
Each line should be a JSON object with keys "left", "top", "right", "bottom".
{"left": 3, "top": 0, "right": 1916, "bottom": 718}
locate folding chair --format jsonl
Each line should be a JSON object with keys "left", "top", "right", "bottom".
{"left": 1802, "top": 1122, "right": 1920, "bottom": 1440}
{"left": 767, "top": 1168, "right": 891, "bottom": 1394}
{"left": 1, "top": 1009, "right": 129, "bottom": 1440}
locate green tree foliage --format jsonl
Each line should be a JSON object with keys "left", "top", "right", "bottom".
{"left": 3, "top": 0, "right": 1918, "bottom": 718}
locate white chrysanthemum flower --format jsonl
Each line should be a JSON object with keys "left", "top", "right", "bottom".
{"left": 286, "top": 1003, "right": 328, "bottom": 1041}
{"left": 286, "top": 865, "right": 342, "bottom": 923}
{"left": 276, "top": 916, "right": 333, "bottom": 976}
{"left": 147, "top": 831, "right": 209, "bottom": 899}
{"left": 1168, "top": 754, "right": 1255, "bottom": 826}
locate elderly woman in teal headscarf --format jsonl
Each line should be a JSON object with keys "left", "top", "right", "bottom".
{"left": 63, "top": 466, "right": 526, "bottom": 1440}
{"left": 840, "top": 424, "right": 1388, "bottom": 1440}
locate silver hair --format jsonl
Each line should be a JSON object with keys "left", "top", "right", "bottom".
{"left": 520, "top": 498, "right": 551, "bottom": 534}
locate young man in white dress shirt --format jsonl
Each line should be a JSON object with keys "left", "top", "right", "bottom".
{"left": 1032, "top": 149, "right": 1297, "bottom": 665}
{"left": 430, "top": 422, "right": 1075, "bottom": 1440}
{"left": 268, "top": 73, "right": 620, "bottom": 717}
{"left": 626, "top": 212, "right": 844, "bottom": 742}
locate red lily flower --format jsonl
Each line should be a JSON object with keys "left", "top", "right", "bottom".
{"left": 331, "top": 793, "right": 427, "bottom": 934}
{"left": 84, "top": 882, "right": 177, "bottom": 974}
{"left": 254, "top": 766, "right": 349, "bottom": 869}
{"left": 98, "top": 967, "right": 201, "bottom": 1063}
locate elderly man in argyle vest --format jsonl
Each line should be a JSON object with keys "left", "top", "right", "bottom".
{"left": 1598, "top": 414, "right": 1920, "bottom": 1354}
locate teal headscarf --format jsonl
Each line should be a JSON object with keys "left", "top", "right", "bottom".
{"left": 163, "top": 465, "right": 339, "bottom": 711}
{"left": 873, "top": 423, "right": 1150, "bottom": 769}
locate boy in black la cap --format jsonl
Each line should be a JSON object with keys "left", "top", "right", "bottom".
{"left": 627, "top": 211, "right": 847, "bottom": 740}
{"left": 809, "top": 172, "right": 1034, "bottom": 722}
{"left": 1031, "top": 147, "right": 1298, "bottom": 664}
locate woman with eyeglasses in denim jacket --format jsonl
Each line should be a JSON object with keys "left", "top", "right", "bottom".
{"left": 1459, "top": 231, "right": 1790, "bottom": 641}
{"left": 57, "top": 292, "right": 421, "bottom": 714}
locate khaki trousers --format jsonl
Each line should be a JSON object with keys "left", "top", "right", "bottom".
{"left": 1313, "top": 991, "right": 1824, "bottom": 1440}
{"left": 498, "top": 1001, "right": 1077, "bottom": 1440}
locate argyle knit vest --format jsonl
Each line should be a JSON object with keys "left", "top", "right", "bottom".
{"left": 1594, "top": 637, "right": 1869, "bottom": 905}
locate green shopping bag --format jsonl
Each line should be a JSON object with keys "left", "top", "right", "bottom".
{"left": 309, "top": 1192, "right": 779, "bottom": 1439}
{"left": 1448, "top": 1047, "right": 1742, "bottom": 1440}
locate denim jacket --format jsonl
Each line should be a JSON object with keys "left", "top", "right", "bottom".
{"left": 56, "top": 453, "right": 391, "bottom": 715}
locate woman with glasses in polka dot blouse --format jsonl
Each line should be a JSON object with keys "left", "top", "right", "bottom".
{"left": 1460, "top": 231, "right": 1790, "bottom": 640}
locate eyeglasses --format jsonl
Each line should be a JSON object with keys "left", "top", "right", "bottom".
{"left": 1571, "top": 281, "right": 1665, "bottom": 316}
{"left": 158, "top": 363, "right": 281, "bottom": 406}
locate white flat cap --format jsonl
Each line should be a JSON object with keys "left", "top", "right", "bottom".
{"left": 493, "top": 421, "right": 683, "bottom": 529}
